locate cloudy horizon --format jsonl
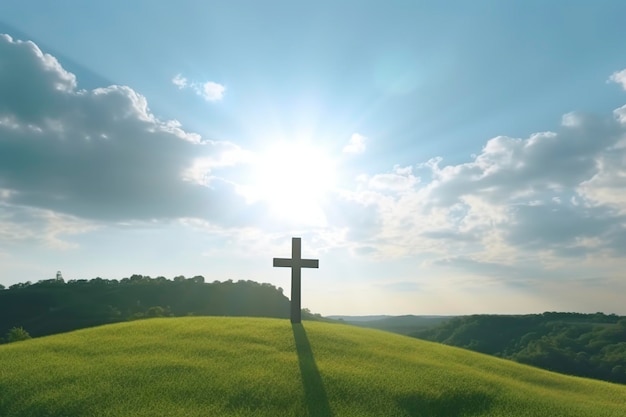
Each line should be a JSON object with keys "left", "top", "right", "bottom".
{"left": 2, "top": 3, "right": 626, "bottom": 315}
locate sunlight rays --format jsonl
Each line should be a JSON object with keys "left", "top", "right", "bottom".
{"left": 240, "top": 140, "right": 337, "bottom": 227}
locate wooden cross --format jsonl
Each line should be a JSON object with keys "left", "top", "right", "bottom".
{"left": 273, "top": 237, "right": 319, "bottom": 323}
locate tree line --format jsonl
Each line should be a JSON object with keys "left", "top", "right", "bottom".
{"left": 0, "top": 275, "right": 291, "bottom": 342}
{"left": 412, "top": 312, "right": 626, "bottom": 384}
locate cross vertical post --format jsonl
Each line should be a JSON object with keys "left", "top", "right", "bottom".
{"left": 273, "top": 237, "right": 319, "bottom": 323}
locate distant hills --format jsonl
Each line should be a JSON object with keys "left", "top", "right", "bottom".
{"left": 328, "top": 315, "right": 453, "bottom": 334}
{"left": 327, "top": 314, "right": 394, "bottom": 322}
{"left": 1, "top": 317, "right": 625, "bottom": 416}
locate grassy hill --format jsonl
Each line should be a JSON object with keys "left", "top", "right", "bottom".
{"left": 1, "top": 318, "right": 625, "bottom": 417}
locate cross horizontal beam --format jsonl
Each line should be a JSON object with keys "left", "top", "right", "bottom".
{"left": 273, "top": 258, "right": 319, "bottom": 269}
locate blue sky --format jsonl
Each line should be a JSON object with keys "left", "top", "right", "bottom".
{"left": 2, "top": 2, "right": 626, "bottom": 315}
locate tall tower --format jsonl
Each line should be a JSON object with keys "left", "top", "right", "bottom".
{"left": 56, "top": 271, "right": 63, "bottom": 281}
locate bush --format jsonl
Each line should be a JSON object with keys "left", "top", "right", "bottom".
{"left": 6, "top": 327, "right": 32, "bottom": 343}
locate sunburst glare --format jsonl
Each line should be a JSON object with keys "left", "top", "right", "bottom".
{"left": 241, "top": 141, "right": 337, "bottom": 226}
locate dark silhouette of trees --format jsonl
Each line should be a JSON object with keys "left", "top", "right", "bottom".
{"left": 5, "top": 326, "right": 31, "bottom": 343}
{"left": 0, "top": 275, "right": 290, "bottom": 341}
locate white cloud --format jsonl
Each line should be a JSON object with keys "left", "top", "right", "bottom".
{"left": 0, "top": 204, "right": 98, "bottom": 249}
{"left": 609, "top": 68, "right": 626, "bottom": 91}
{"left": 182, "top": 144, "right": 254, "bottom": 186}
{"left": 0, "top": 34, "right": 248, "bottom": 224}
{"left": 171, "top": 74, "right": 188, "bottom": 89}
{"left": 172, "top": 73, "right": 226, "bottom": 102}
{"left": 0, "top": 34, "right": 77, "bottom": 94}
{"left": 331, "top": 88, "right": 626, "bottom": 272}
{"left": 343, "top": 133, "right": 367, "bottom": 154}
{"left": 200, "top": 81, "right": 226, "bottom": 101}
{"left": 577, "top": 151, "right": 626, "bottom": 213}
{"left": 364, "top": 165, "right": 419, "bottom": 192}
{"left": 614, "top": 104, "right": 626, "bottom": 124}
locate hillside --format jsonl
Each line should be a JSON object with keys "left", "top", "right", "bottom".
{"left": 1, "top": 318, "right": 625, "bottom": 416}
{"left": 412, "top": 312, "right": 626, "bottom": 384}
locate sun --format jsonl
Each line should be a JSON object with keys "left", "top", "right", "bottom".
{"left": 245, "top": 141, "right": 337, "bottom": 226}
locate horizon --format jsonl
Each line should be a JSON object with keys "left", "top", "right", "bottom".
{"left": 2, "top": 274, "right": 623, "bottom": 318}
{"left": 2, "top": 2, "right": 626, "bottom": 316}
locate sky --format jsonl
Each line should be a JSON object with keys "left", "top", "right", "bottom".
{"left": 2, "top": 1, "right": 626, "bottom": 316}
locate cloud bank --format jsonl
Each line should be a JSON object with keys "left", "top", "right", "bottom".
{"left": 336, "top": 101, "right": 626, "bottom": 280}
{"left": 0, "top": 34, "right": 249, "bottom": 227}
{"left": 2, "top": 32, "right": 626, "bottom": 291}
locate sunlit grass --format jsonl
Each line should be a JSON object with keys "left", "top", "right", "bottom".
{"left": 0, "top": 317, "right": 625, "bottom": 416}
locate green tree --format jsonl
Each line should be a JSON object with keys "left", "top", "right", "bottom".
{"left": 6, "top": 327, "right": 31, "bottom": 343}
{"left": 191, "top": 275, "right": 205, "bottom": 284}
{"left": 146, "top": 306, "right": 167, "bottom": 317}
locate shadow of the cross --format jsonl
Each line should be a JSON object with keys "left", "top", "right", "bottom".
{"left": 292, "top": 323, "right": 334, "bottom": 417}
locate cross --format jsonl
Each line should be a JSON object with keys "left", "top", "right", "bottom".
{"left": 273, "top": 237, "right": 319, "bottom": 323}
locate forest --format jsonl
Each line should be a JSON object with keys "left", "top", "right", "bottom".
{"left": 412, "top": 312, "right": 626, "bottom": 384}
{"left": 0, "top": 275, "right": 292, "bottom": 341}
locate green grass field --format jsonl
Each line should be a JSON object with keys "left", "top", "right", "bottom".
{"left": 1, "top": 317, "right": 625, "bottom": 416}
